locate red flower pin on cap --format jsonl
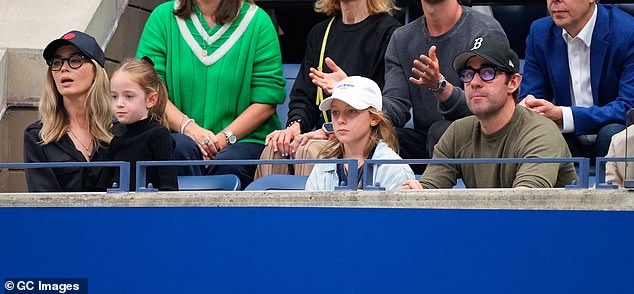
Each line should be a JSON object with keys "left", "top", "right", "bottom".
{"left": 63, "top": 32, "right": 76, "bottom": 40}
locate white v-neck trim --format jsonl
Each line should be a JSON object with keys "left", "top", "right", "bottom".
{"left": 175, "top": 1, "right": 258, "bottom": 66}
{"left": 191, "top": 9, "right": 230, "bottom": 44}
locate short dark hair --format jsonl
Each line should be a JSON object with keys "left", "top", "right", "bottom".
{"left": 503, "top": 72, "right": 520, "bottom": 103}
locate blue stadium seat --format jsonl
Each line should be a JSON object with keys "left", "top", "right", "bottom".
{"left": 245, "top": 174, "right": 308, "bottom": 191}
{"left": 616, "top": 4, "right": 634, "bottom": 16}
{"left": 492, "top": 5, "right": 548, "bottom": 59}
{"left": 178, "top": 174, "right": 241, "bottom": 191}
{"left": 277, "top": 64, "right": 301, "bottom": 127}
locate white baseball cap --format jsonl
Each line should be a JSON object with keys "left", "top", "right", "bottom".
{"left": 318, "top": 76, "right": 382, "bottom": 111}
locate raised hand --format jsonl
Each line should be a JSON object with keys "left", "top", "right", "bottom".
{"left": 309, "top": 57, "right": 348, "bottom": 95}
{"left": 409, "top": 46, "right": 443, "bottom": 90}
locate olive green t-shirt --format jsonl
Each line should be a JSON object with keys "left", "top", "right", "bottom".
{"left": 421, "top": 106, "right": 578, "bottom": 188}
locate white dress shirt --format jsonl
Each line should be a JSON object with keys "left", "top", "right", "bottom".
{"left": 560, "top": 4, "right": 598, "bottom": 145}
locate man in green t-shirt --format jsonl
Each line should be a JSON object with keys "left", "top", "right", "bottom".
{"left": 402, "top": 30, "right": 578, "bottom": 189}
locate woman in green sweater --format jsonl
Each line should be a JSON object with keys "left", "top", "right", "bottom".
{"left": 137, "top": 0, "right": 286, "bottom": 187}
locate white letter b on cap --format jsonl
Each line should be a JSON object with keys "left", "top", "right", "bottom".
{"left": 471, "top": 37, "right": 483, "bottom": 50}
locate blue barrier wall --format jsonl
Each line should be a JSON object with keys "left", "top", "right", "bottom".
{"left": 2, "top": 207, "right": 634, "bottom": 293}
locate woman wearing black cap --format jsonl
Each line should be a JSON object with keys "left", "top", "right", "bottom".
{"left": 23, "top": 30, "right": 113, "bottom": 192}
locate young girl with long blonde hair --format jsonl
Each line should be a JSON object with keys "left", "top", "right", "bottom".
{"left": 97, "top": 58, "right": 177, "bottom": 191}
{"left": 305, "top": 76, "right": 414, "bottom": 190}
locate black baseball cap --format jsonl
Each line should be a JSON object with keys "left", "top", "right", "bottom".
{"left": 452, "top": 30, "right": 519, "bottom": 74}
{"left": 43, "top": 30, "right": 105, "bottom": 67}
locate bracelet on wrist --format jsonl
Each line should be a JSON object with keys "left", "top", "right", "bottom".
{"left": 287, "top": 119, "right": 301, "bottom": 129}
{"left": 178, "top": 114, "right": 188, "bottom": 131}
{"left": 180, "top": 118, "right": 195, "bottom": 134}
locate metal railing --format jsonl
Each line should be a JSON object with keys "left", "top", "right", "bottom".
{"left": 1, "top": 161, "right": 131, "bottom": 193}
{"left": 11, "top": 156, "right": 634, "bottom": 192}
{"left": 135, "top": 159, "right": 359, "bottom": 192}
{"left": 362, "top": 157, "right": 591, "bottom": 190}
{"left": 594, "top": 157, "right": 634, "bottom": 189}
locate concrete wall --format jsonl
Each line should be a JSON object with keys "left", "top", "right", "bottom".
{"left": 0, "top": 108, "right": 38, "bottom": 192}
{"left": 0, "top": 0, "right": 132, "bottom": 192}
{"left": 105, "top": 0, "right": 166, "bottom": 72}
{"left": 2, "top": 188, "right": 634, "bottom": 210}
{"left": 0, "top": 49, "right": 6, "bottom": 119}
{"left": 3, "top": 189, "right": 633, "bottom": 292}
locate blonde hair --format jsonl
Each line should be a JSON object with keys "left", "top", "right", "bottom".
{"left": 39, "top": 59, "right": 113, "bottom": 147}
{"left": 318, "top": 108, "right": 399, "bottom": 159}
{"left": 314, "top": 0, "right": 397, "bottom": 16}
{"left": 112, "top": 58, "right": 169, "bottom": 128}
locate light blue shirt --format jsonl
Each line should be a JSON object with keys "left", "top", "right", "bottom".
{"left": 305, "top": 141, "right": 415, "bottom": 191}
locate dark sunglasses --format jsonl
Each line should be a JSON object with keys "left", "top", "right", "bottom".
{"left": 458, "top": 66, "right": 509, "bottom": 83}
{"left": 47, "top": 54, "right": 89, "bottom": 71}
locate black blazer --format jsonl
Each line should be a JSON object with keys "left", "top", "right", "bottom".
{"left": 23, "top": 121, "right": 106, "bottom": 192}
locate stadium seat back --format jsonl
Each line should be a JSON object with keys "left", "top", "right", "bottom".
{"left": 178, "top": 174, "right": 241, "bottom": 191}
{"left": 245, "top": 174, "right": 308, "bottom": 191}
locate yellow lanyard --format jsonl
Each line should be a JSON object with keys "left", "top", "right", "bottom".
{"left": 315, "top": 17, "right": 335, "bottom": 123}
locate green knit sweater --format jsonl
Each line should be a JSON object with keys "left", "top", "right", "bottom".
{"left": 137, "top": 1, "right": 286, "bottom": 143}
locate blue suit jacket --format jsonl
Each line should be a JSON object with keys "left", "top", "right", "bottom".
{"left": 520, "top": 4, "right": 634, "bottom": 135}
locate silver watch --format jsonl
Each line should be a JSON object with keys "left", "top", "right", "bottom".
{"left": 222, "top": 129, "right": 237, "bottom": 145}
{"left": 430, "top": 74, "right": 447, "bottom": 93}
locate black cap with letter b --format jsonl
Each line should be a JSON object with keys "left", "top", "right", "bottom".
{"left": 452, "top": 30, "right": 519, "bottom": 74}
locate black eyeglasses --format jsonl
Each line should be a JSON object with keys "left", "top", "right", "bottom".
{"left": 47, "top": 55, "right": 89, "bottom": 71}
{"left": 458, "top": 66, "right": 508, "bottom": 83}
